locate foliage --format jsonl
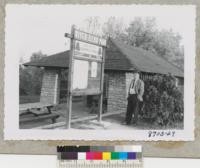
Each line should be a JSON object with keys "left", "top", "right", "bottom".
{"left": 141, "top": 74, "right": 184, "bottom": 127}
{"left": 102, "top": 17, "right": 184, "bottom": 69}
{"left": 102, "top": 17, "right": 126, "bottom": 39}
{"left": 19, "top": 51, "right": 46, "bottom": 96}
{"left": 83, "top": 16, "right": 184, "bottom": 69}
{"left": 125, "top": 18, "right": 157, "bottom": 50}
{"left": 84, "top": 17, "right": 102, "bottom": 35}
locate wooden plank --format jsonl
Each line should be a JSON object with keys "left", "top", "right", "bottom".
{"left": 73, "top": 55, "right": 102, "bottom": 63}
{"left": 72, "top": 89, "right": 101, "bottom": 96}
{"left": 20, "top": 113, "right": 59, "bottom": 123}
{"left": 20, "top": 109, "right": 48, "bottom": 116}
{"left": 19, "top": 102, "right": 53, "bottom": 111}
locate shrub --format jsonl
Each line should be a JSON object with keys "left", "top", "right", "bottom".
{"left": 141, "top": 74, "right": 183, "bottom": 127}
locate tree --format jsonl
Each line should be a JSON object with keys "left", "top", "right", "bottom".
{"left": 102, "top": 17, "right": 184, "bottom": 69}
{"left": 84, "top": 16, "right": 102, "bottom": 35}
{"left": 102, "top": 17, "right": 126, "bottom": 39}
{"left": 153, "top": 30, "right": 184, "bottom": 69}
{"left": 19, "top": 51, "right": 46, "bottom": 96}
{"left": 30, "top": 51, "right": 46, "bottom": 62}
{"left": 19, "top": 65, "right": 32, "bottom": 95}
{"left": 125, "top": 17, "right": 157, "bottom": 51}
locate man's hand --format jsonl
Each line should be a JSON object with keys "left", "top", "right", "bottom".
{"left": 137, "top": 95, "right": 143, "bottom": 101}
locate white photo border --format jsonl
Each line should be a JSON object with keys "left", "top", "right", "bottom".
{"left": 4, "top": 4, "right": 195, "bottom": 141}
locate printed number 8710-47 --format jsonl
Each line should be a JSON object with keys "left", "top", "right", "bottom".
{"left": 148, "top": 131, "right": 176, "bottom": 138}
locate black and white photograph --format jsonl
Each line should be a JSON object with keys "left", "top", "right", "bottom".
{"left": 4, "top": 5, "right": 195, "bottom": 140}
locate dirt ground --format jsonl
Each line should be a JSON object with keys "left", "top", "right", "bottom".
{"left": 19, "top": 101, "right": 183, "bottom": 130}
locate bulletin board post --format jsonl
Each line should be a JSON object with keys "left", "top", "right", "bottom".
{"left": 98, "top": 47, "right": 106, "bottom": 122}
{"left": 65, "top": 25, "right": 75, "bottom": 129}
{"left": 65, "top": 25, "right": 107, "bottom": 129}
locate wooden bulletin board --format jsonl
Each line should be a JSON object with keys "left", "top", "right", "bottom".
{"left": 70, "top": 33, "right": 105, "bottom": 96}
{"left": 0, "top": 0, "right": 200, "bottom": 159}
{"left": 65, "top": 26, "right": 106, "bottom": 128}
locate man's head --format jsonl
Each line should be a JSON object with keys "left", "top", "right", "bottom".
{"left": 133, "top": 72, "right": 140, "bottom": 80}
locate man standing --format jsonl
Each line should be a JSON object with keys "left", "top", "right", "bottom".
{"left": 124, "top": 72, "right": 144, "bottom": 125}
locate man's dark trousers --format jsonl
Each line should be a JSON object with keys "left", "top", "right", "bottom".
{"left": 125, "top": 94, "right": 139, "bottom": 125}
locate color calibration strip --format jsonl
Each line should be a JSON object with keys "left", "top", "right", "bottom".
{"left": 57, "top": 146, "right": 143, "bottom": 168}
{"left": 58, "top": 151, "right": 141, "bottom": 160}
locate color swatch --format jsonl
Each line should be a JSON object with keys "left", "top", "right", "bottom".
{"left": 57, "top": 146, "right": 142, "bottom": 161}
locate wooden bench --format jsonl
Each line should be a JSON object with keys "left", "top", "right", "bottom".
{"left": 19, "top": 102, "right": 60, "bottom": 125}
{"left": 20, "top": 102, "right": 54, "bottom": 116}
{"left": 20, "top": 113, "right": 60, "bottom": 124}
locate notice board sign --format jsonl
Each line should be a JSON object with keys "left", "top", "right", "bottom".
{"left": 72, "top": 40, "right": 103, "bottom": 95}
{"left": 65, "top": 25, "right": 107, "bottom": 128}
{"left": 74, "top": 40, "right": 103, "bottom": 61}
{"left": 72, "top": 60, "right": 102, "bottom": 94}
{"left": 66, "top": 27, "right": 106, "bottom": 96}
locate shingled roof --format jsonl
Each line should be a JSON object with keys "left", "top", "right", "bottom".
{"left": 24, "top": 38, "right": 183, "bottom": 77}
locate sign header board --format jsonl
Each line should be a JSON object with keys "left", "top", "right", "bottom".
{"left": 74, "top": 29, "right": 107, "bottom": 47}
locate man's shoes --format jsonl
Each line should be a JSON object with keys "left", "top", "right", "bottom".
{"left": 132, "top": 121, "right": 138, "bottom": 125}
{"left": 122, "top": 121, "right": 131, "bottom": 125}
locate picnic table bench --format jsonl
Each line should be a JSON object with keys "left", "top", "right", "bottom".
{"left": 20, "top": 102, "right": 54, "bottom": 116}
{"left": 20, "top": 113, "right": 59, "bottom": 124}
{"left": 19, "top": 102, "right": 60, "bottom": 124}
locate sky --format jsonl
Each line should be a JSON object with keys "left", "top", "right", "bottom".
{"left": 5, "top": 5, "right": 196, "bottom": 62}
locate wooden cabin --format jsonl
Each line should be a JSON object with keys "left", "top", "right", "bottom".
{"left": 24, "top": 38, "right": 184, "bottom": 114}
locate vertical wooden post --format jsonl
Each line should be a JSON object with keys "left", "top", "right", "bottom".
{"left": 98, "top": 47, "right": 106, "bottom": 122}
{"left": 66, "top": 25, "right": 75, "bottom": 129}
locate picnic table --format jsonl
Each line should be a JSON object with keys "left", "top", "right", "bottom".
{"left": 19, "top": 102, "right": 60, "bottom": 124}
